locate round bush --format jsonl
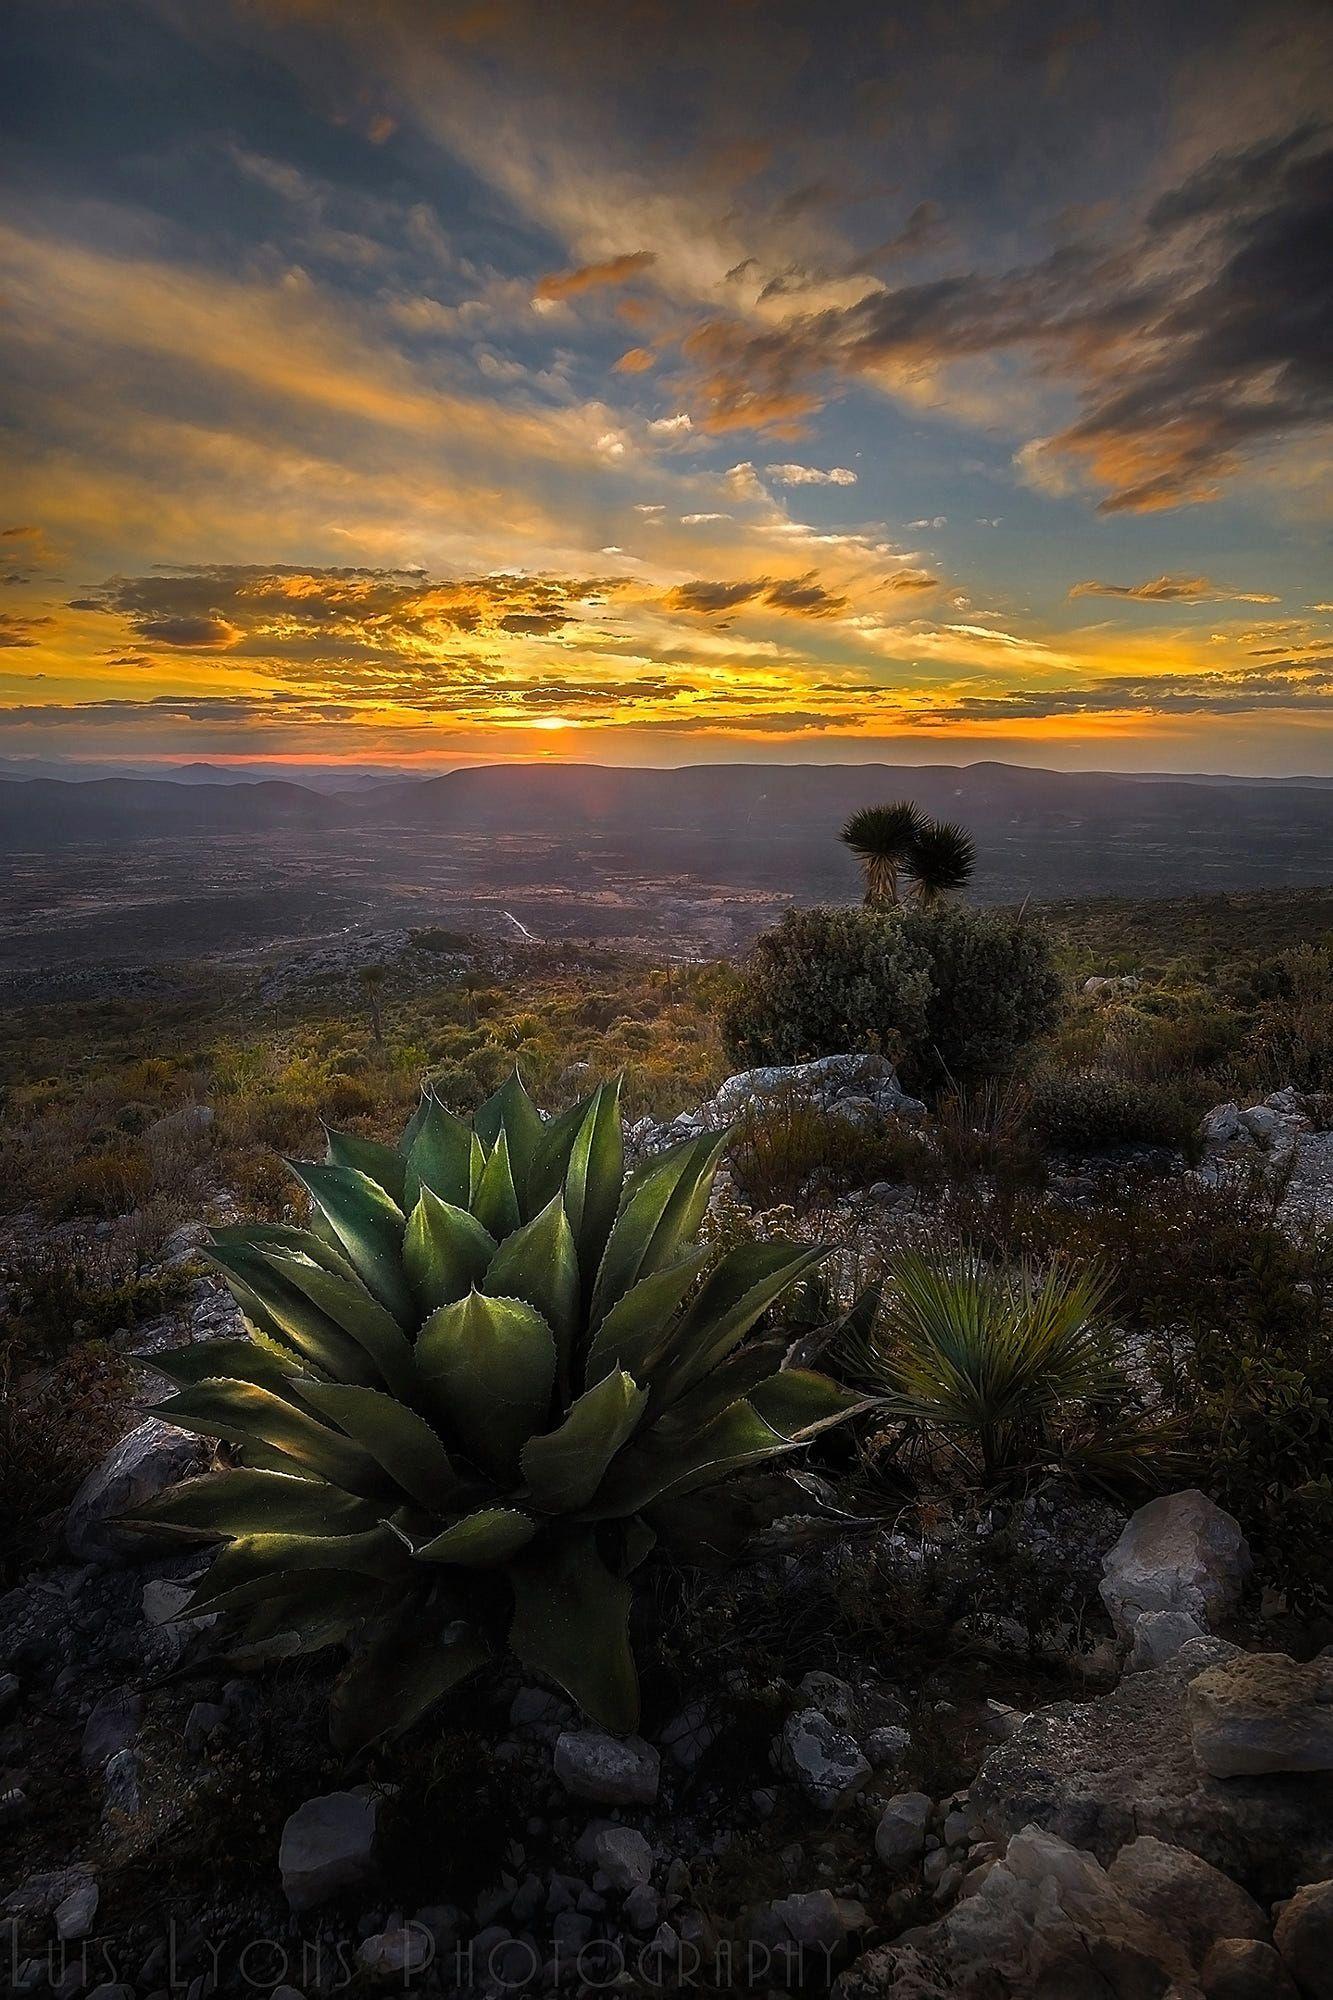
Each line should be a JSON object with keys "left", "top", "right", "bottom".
{"left": 722, "top": 906, "right": 932, "bottom": 1069}
{"left": 724, "top": 903, "right": 1059, "bottom": 1089}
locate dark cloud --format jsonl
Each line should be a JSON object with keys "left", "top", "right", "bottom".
{"left": 679, "top": 129, "right": 1333, "bottom": 512}
{"left": 913, "top": 663, "right": 1333, "bottom": 724}
{"left": 135, "top": 613, "right": 243, "bottom": 648}
{"left": 1068, "top": 574, "right": 1280, "bottom": 604}
{"left": 0, "top": 613, "right": 53, "bottom": 647}
{"left": 665, "top": 573, "right": 847, "bottom": 617}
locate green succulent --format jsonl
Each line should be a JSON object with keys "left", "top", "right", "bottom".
{"left": 130, "top": 1072, "right": 861, "bottom": 1752}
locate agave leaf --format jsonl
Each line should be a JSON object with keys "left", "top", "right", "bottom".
{"left": 209, "top": 1221, "right": 354, "bottom": 1281}
{"left": 482, "top": 1194, "right": 580, "bottom": 1371}
{"left": 474, "top": 1070, "right": 544, "bottom": 1212}
{"left": 207, "top": 1241, "right": 377, "bottom": 1384}
{"left": 297, "top": 1381, "right": 461, "bottom": 1511}
{"left": 748, "top": 1368, "right": 876, "bottom": 1440}
{"left": 136, "top": 1337, "right": 314, "bottom": 1401}
{"left": 149, "top": 1380, "right": 391, "bottom": 1498}
{"left": 416, "top": 1290, "right": 557, "bottom": 1481}
{"left": 399, "top": 1089, "right": 433, "bottom": 1157}
{"left": 473, "top": 1128, "right": 521, "bottom": 1240}
{"left": 406, "top": 1097, "right": 474, "bottom": 1209}
{"left": 120, "top": 1467, "right": 378, "bottom": 1541}
{"left": 508, "top": 1528, "right": 637, "bottom": 1732}
{"left": 264, "top": 1250, "right": 419, "bottom": 1403}
{"left": 528, "top": 1086, "right": 600, "bottom": 1210}
{"left": 409, "top": 1506, "right": 535, "bottom": 1565}
{"left": 187, "top": 1527, "right": 406, "bottom": 1615}
{"left": 325, "top": 1128, "right": 408, "bottom": 1208}
{"left": 581, "top": 1250, "right": 708, "bottom": 1390}
{"left": 403, "top": 1188, "right": 497, "bottom": 1314}
{"left": 235, "top": 1441, "right": 326, "bottom": 1481}
{"left": 287, "top": 1162, "right": 414, "bottom": 1327}
{"left": 591, "top": 1133, "right": 728, "bottom": 1322}
{"left": 652, "top": 1241, "right": 826, "bottom": 1409}
{"left": 233, "top": 1574, "right": 382, "bottom": 1663}
{"left": 521, "top": 1369, "right": 648, "bottom": 1514}
{"left": 561, "top": 1079, "right": 624, "bottom": 1288}
{"left": 330, "top": 1603, "right": 489, "bottom": 1755}
{"left": 592, "top": 1398, "right": 797, "bottom": 1517}
{"left": 647, "top": 1338, "right": 786, "bottom": 1443}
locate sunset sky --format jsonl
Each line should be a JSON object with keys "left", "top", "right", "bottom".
{"left": 3, "top": 0, "right": 1330, "bottom": 774}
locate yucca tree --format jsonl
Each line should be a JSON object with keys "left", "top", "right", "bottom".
{"left": 902, "top": 819, "right": 976, "bottom": 906}
{"left": 835, "top": 1249, "right": 1132, "bottom": 1483}
{"left": 128, "top": 1072, "right": 863, "bottom": 1752}
{"left": 840, "top": 801, "right": 924, "bottom": 908}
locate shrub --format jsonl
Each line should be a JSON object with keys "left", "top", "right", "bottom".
{"left": 728, "top": 1099, "right": 936, "bottom": 1212}
{"left": 723, "top": 902, "right": 1058, "bottom": 1090}
{"left": 1028, "top": 1068, "right": 1197, "bottom": 1152}
{"left": 722, "top": 906, "right": 932, "bottom": 1069}
{"left": 131, "top": 1071, "right": 862, "bottom": 1751}
{"left": 897, "top": 902, "right": 1061, "bottom": 1088}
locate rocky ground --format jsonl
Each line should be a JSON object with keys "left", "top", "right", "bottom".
{"left": 4, "top": 1059, "right": 1333, "bottom": 1998}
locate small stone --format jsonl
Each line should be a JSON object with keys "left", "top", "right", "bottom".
{"left": 0, "top": 1786, "right": 28, "bottom": 1822}
{"left": 623, "top": 1884, "right": 660, "bottom": 1931}
{"left": 553, "top": 1730, "right": 659, "bottom": 1804}
{"left": 279, "top": 1787, "right": 381, "bottom": 1912}
{"left": 864, "top": 1725, "right": 912, "bottom": 1768}
{"left": 1100, "top": 1489, "right": 1250, "bottom": 1643}
{"left": 592, "top": 1827, "right": 653, "bottom": 1891}
{"left": 771, "top": 1890, "right": 845, "bottom": 1953}
{"left": 356, "top": 1925, "right": 432, "bottom": 1979}
{"left": 4, "top": 1870, "right": 90, "bottom": 1919}
{"left": 142, "top": 1579, "right": 194, "bottom": 1626}
{"left": 874, "top": 1792, "right": 932, "bottom": 1870}
{"left": 777, "top": 1708, "right": 871, "bottom": 1811}
{"left": 1189, "top": 1651, "right": 1333, "bottom": 1778}
{"left": 65, "top": 1419, "right": 207, "bottom": 1565}
{"left": 0, "top": 1673, "right": 19, "bottom": 1718}
{"left": 102, "top": 1747, "right": 142, "bottom": 1820}
{"left": 1202, "top": 1937, "right": 1299, "bottom": 1999}
{"left": 1274, "top": 1879, "right": 1333, "bottom": 1999}
{"left": 922, "top": 1847, "right": 951, "bottom": 1890}
{"left": 1130, "top": 1609, "right": 1206, "bottom": 1671}
{"left": 659, "top": 1700, "right": 719, "bottom": 1770}
{"left": 942, "top": 1809, "right": 970, "bottom": 1847}
{"left": 55, "top": 1878, "right": 99, "bottom": 1943}
{"left": 981, "top": 1699, "right": 1026, "bottom": 1741}
{"left": 932, "top": 1862, "right": 964, "bottom": 1905}
{"left": 81, "top": 1691, "right": 142, "bottom": 1769}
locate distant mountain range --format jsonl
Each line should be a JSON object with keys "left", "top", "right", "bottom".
{"left": 0, "top": 761, "right": 1329, "bottom": 902}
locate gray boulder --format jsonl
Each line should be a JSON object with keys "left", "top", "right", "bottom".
{"left": 777, "top": 1707, "right": 871, "bottom": 1811}
{"left": 553, "top": 1730, "right": 660, "bottom": 1805}
{"left": 710, "top": 1053, "right": 925, "bottom": 1125}
{"left": 1106, "top": 1835, "right": 1268, "bottom": 1965}
{"left": 279, "top": 1787, "right": 381, "bottom": 1912}
{"left": 1100, "top": 1489, "right": 1250, "bottom": 1643}
{"left": 1275, "top": 1879, "right": 1333, "bottom": 1998}
{"left": 1188, "top": 1652, "right": 1333, "bottom": 1778}
{"left": 969, "top": 1637, "right": 1333, "bottom": 1902}
{"left": 592, "top": 1826, "right": 653, "bottom": 1891}
{"left": 874, "top": 1791, "right": 932, "bottom": 1870}
{"left": 65, "top": 1419, "right": 207, "bottom": 1565}
{"left": 1129, "top": 1608, "right": 1206, "bottom": 1671}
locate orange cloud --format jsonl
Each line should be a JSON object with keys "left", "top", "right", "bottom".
{"left": 613, "top": 346, "right": 657, "bottom": 373}
{"left": 534, "top": 251, "right": 657, "bottom": 303}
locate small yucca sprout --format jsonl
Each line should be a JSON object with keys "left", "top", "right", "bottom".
{"left": 128, "top": 1072, "right": 864, "bottom": 1752}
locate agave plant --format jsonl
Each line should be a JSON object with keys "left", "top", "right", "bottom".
{"left": 129, "top": 1073, "right": 862, "bottom": 1752}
